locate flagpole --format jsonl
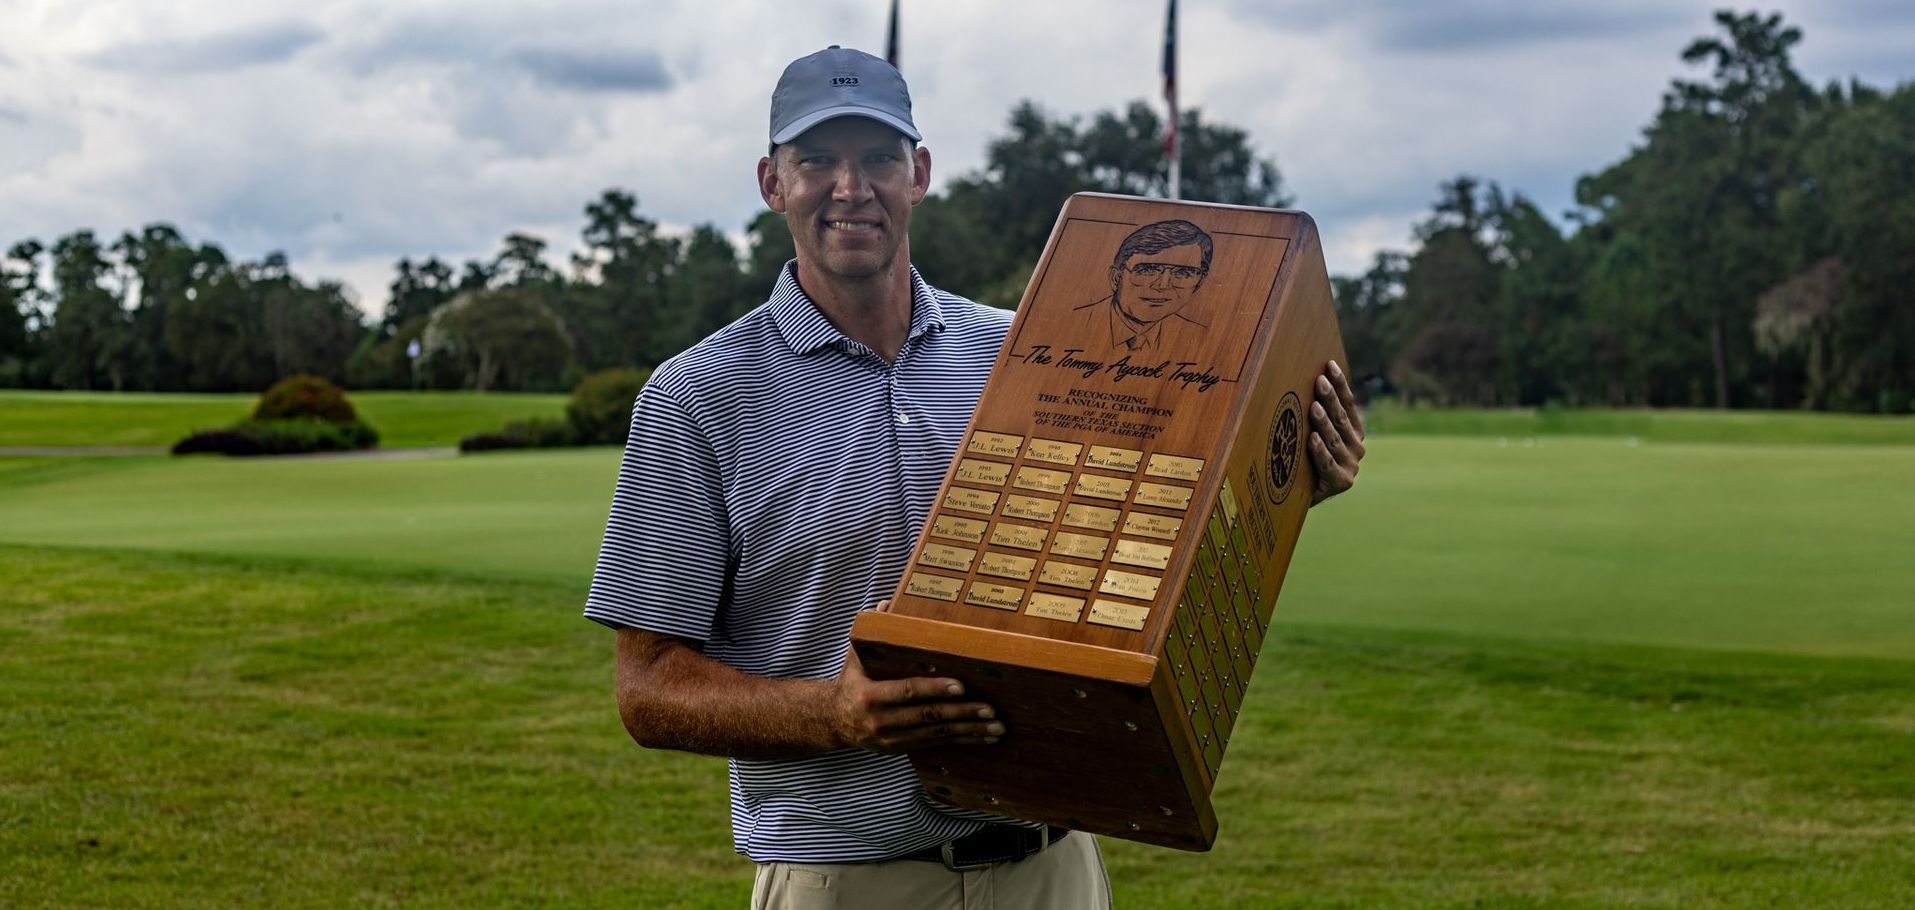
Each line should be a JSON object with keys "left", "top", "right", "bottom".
{"left": 885, "top": 0, "right": 900, "bottom": 69}
{"left": 1164, "top": 0, "right": 1180, "bottom": 200}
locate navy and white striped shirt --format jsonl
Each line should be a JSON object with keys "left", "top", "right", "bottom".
{"left": 585, "top": 264, "right": 1016, "bottom": 862}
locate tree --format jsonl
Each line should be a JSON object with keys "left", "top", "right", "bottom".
{"left": 663, "top": 226, "right": 744, "bottom": 356}
{"left": 1390, "top": 178, "right": 1506, "bottom": 405}
{"left": 741, "top": 209, "right": 795, "bottom": 304}
{"left": 165, "top": 256, "right": 365, "bottom": 392}
{"left": 385, "top": 256, "right": 456, "bottom": 333}
{"left": 561, "top": 189, "right": 678, "bottom": 369}
{"left": 44, "top": 230, "right": 135, "bottom": 390}
{"left": 1781, "top": 82, "right": 1915, "bottom": 411}
{"left": 418, "top": 288, "right": 573, "bottom": 392}
{"left": 910, "top": 98, "right": 1291, "bottom": 305}
{"left": 494, "top": 232, "right": 561, "bottom": 288}
{"left": 0, "top": 241, "right": 44, "bottom": 386}
{"left": 1329, "top": 251, "right": 1404, "bottom": 391}
{"left": 1575, "top": 10, "right": 1815, "bottom": 407}
{"left": 111, "top": 224, "right": 228, "bottom": 390}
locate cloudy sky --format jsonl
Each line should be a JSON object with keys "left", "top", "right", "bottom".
{"left": 3, "top": 0, "right": 1911, "bottom": 316}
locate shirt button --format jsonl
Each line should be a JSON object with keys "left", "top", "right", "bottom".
{"left": 895, "top": 411, "right": 911, "bottom": 425}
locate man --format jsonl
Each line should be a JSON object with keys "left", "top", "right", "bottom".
{"left": 585, "top": 46, "right": 1367, "bottom": 909}
{"left": 1072, "top": 219, "right": 1214, "bottom": 353}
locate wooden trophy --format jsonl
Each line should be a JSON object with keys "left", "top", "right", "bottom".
{"left": 850, "top": 192, "right": 1346, "bottom": 850}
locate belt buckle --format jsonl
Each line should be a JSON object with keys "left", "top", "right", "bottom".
{"left": 937, "top": 827, "right": 1050, "bottom": 871}
{"left": 938, "top": 840, "right": 992, "bottom": 873}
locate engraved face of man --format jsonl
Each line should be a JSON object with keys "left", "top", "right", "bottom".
{"left": 1115, "top": 244, "right": 1205, "bottom": 326}
{"left": 1108, "top": 220, "right": 1213, "bottom": 328}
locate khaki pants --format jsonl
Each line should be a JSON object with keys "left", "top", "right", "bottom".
{"left": 750, "top": 832, "right": 1110, "bottom": 910}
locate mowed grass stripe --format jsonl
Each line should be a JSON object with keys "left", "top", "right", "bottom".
{"left": 0, "top": 390, "right": 567, "bottom": 449}
{"left": 1364, "top": 401, "right": 1915, "bottom": 446}
{"left": 3, "top": 437, "right": 1911, "bottom": 658}
{"left": 1283, "top": 436, "right": 1915, "bottom": 659}
{"left": 0, "top": 449, "right": 619, "bottom": 584}
{"left": 3, "top": 546, "right": 1910, "bottom": 908}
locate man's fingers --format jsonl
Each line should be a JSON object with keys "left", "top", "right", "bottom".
{"left": 867, "top": 675, "right": 966, "bottom": 707}
{"left": 1315, "top": 374, "right": 1364, "bottom": 457}
{"left": 1329, "top": 361, "right": 1365, "bottom": 439}
{"left": 864, "top": 701, "right": 1006, "bottom": 750}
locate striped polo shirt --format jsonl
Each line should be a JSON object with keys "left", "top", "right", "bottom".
{"left": 585, "top": 263, "right": 1017, "bottom": 862}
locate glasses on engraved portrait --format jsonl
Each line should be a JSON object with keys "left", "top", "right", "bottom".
{"left": 1124, "top": 262, "right": 1202, "bottom": 287}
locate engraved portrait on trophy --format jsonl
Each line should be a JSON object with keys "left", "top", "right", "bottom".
{"left": 1070, "top": 219, "right": 1213, "bottom": 353}
{"left": 1007, "top": 216, "right": 1291, "bottom": 388}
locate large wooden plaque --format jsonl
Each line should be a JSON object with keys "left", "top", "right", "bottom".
{"left": 851, "top": 193, "right": 1347, "bottom": 851}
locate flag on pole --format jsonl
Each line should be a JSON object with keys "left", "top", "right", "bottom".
{"left": 1163, "top": 0, "right": 1181, "bottom": 198}
{"left": 885, "top": 0, "right": 901, "bottom": 69}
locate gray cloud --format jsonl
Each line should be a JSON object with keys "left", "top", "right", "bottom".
{"left": 512, "top": 46, "right": 673, "bottom": 93}
{"left": 1225, "top": 0, "right": 1689, "bottom": 53}
{"left": 84, "top": 21, "right": 324, "bottom": 74}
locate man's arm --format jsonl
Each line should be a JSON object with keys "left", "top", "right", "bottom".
{"left": 616, "top": 627, "right": 1005, "bottom": 761}
{"left": 1309, "top": 360, "right": 1366, "bottom": 505}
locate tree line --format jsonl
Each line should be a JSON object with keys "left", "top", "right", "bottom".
{"left": 1, "top": 10, "right": 1908, "bottom": 411}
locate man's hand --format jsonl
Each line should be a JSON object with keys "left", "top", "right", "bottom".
{"left": 1309, "top": 360, "right": 1366, "bottom": 506}
{"left": 829, "top": 644, "right": 1005, "bottom": 753}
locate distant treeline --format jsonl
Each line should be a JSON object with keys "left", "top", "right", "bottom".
{"left": 0, "top": 10, "right": 1907, "bottom": 411}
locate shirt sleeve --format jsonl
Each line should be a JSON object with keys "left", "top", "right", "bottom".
{"left": 583, "top": 381, "right": 731, "bottom": 640}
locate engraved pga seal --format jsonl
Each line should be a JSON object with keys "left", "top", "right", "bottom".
{"left": 1265, "top": 391, "right": 1303, "bottom": 505}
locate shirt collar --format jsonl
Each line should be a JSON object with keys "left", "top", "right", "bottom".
{"left": 767, "top": 261, "right": 945, "bottom": 357}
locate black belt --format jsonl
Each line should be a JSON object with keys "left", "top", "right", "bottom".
{"left": 900, "top": 825, "right": 1072, "bottom": 871}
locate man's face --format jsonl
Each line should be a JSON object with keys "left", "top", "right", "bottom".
{"left": 1113, "top": 243, "right": 1205, "bottom": 326}
{"left": 756, "top": 117, "right": 931, "bottom": 283}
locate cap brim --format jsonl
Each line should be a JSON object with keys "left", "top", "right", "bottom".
{"left": 771, "top": 106, "right": 921, "bottom": 145}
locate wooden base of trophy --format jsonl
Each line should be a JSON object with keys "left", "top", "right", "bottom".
{"left": 851, "top": 193, "right": 1347, "bottom": 851}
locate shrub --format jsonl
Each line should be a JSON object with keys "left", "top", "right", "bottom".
{"left": 172, "top": 419, "right": 379, "bottom": 456}
{"left": 566, "top": 368, "right": 651, "bottom": 445}
{"left": 254, "top": 374, "right": 359, "bottom": 423}
{"left": 171, "top": 429, "right": 265, "bottom": 456}
{"left": 458, "top": 417, "right": 578, "bottom": 453}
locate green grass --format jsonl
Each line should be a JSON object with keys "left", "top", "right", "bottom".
{"left": 4, "top": 438, "right": 1910, "bottom": 657}
{"left": 1365, "top": 400, "right": 1915, "bottom": 446}
{"left": 3, "top": 546, "right": 1910, "bottom": 908}
{"left": 0, "top": 390, "right": 567, "bottom": 449}
{"left": 4, "top": 407, "right": 1914, "bottom": 906}
{"left": 0, "top": 449, "right": 617, "bottom": 584}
